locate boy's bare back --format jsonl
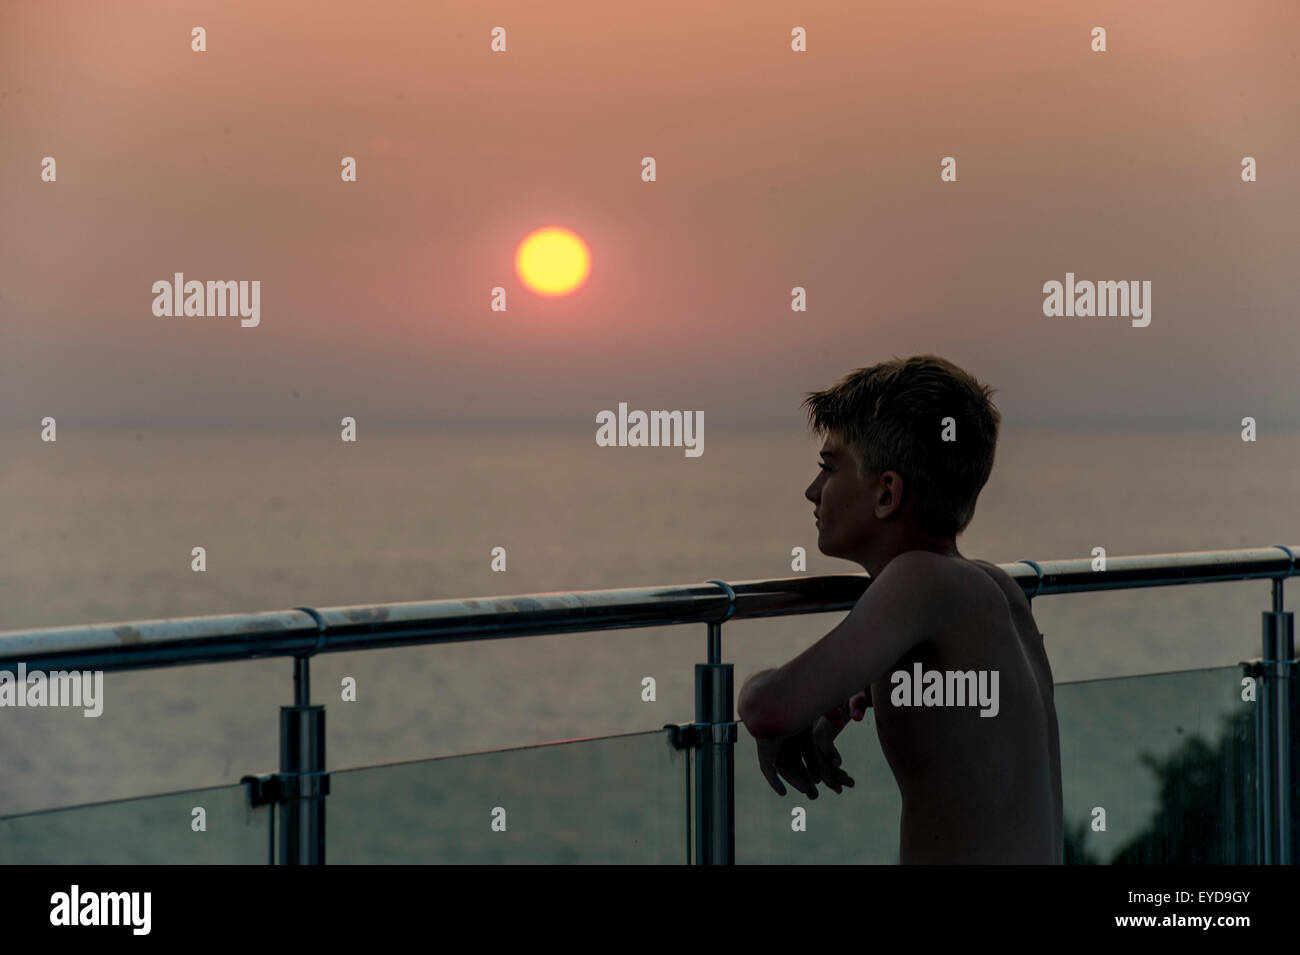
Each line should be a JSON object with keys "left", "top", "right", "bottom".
{"left": 869, "top": 553, "right": 1063, "bottom": 863}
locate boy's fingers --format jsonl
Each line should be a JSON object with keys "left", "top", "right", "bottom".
{"left": 825, "top": 761, "right": 849, "bottom": 790}
{"left": 816, "top": 750, "right": 854, "bottom": 793}
{"left": 813, "top": 750, "right": 842, "bottom": 792}
{"left": 779, "top": 761, "right": 814, "bottom": 795}
{"left": 757, "top": 744, "right": 788, "bottom": 795}
{"left": 850, "top": 691, "right": 869, "bottom": 718}
{"left": 799, "top": 736, "right": 824, "bottom": 784}
{"left": 776, "top": 754, "right": 818, "bottom": 799}
{"left": 760, "top": 760, "right": 787, "bottom": 796}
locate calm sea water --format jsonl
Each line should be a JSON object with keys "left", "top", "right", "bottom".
{"left": 1, "top": 426, "right": 1296, "bottom": 815}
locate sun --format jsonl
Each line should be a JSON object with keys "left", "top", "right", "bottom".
{"left": 515, "top": 227, "right": 592, "bottom": 297}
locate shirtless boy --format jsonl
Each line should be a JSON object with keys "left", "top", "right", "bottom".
{"left": 737, "top": 355, "right": 1063, "bottom": 863}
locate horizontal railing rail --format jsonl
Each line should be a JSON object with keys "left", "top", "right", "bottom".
{"left": 0, "top": 543, "right": 1295, "bottom": 866}
{"left": 0, "top": 545, "right": 1295, "bottom": 673}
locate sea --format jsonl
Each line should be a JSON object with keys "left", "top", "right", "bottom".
{"left": 0, "top": 425, "right": 1296, "bottom": 817}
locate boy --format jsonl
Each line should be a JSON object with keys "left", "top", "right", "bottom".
{"left": 737, "top": 355, "right": 1063, "bottom": 863}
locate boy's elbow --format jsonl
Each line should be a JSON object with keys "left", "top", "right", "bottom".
{"left": 739, "top": 700, "right": 791, "bottom": 739}
{"left": 738, "top": 696, "right": 766, "bottom": 736}
{"left": 738, "top": 670, "right": 797, "bottom": 737}
{"left": 737, "top": 696, "right": 761, "bottom": 735}
{"left": 740, "top": 710, "right": 771, "bottom": 738}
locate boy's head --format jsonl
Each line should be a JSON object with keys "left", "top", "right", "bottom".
{"left": 801, "top": 355, "right": 1001, "bottom": 570}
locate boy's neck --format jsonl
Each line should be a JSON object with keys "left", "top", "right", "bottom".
{"left": 862, "top": 539, "right": 962, "bottom": 577}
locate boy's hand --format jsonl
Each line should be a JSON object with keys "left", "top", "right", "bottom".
{"left": 755, "top": 726, "right": 821, "bottom": 798}
{"left": 810, "top": 716, "right": 856, "bottom": 794}
{"left": 756, "top": 719, "right": 855, "bottom": 798}
{"left": 847, "top": 689, "right": 870, "bottom": 720}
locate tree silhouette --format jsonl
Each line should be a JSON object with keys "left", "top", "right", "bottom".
{"left": 1065, "top": 708, "right": 1257, "bottom": 864}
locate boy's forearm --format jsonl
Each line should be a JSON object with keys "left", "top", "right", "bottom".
{"left": 740, "top": 668, "right": 869, "bottom": 737}
{"left": 740, "top": 669, "right": 826, "bottom": 740}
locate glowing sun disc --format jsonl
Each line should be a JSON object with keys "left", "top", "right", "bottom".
{"left": 515, "top": 227, "right": 592, "bottom": 297}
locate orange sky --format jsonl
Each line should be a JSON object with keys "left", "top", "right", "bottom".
{"left": 2, "top": 0, "right": 1297, "bottom": 428}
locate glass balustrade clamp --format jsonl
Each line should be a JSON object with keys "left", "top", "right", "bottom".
{"left": 664, "top": 722, "right": 740, "bottom": 749}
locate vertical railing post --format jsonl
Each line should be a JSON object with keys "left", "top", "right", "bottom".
{"left": 1258, "top": 577, "right": 1294, "bottom": 864}
{"left": 695, "top": 625, "right": 735, "bottom": 864}
{"left": 279, "top": 652, "right": 328, "bottom": 865}
{"left": 696, "top": 581, "right": 737, "bottom": 864}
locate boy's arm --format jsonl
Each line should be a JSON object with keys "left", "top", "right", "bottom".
{"left": 738, "top": 550, "right": 943, "bottom": 739}
{"left": 743, "top": 667, "right": 881, "bottom": 739}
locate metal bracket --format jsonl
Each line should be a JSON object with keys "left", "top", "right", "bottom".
{"left": 241, "top": 771, "right": 331, "bottom": 807}
{"left": 241, "top": 773, "right": 277, "bottom": 807}
{"left": 704, "top": 579, "right": 737, "bottom": 623}
{"left": 1242, "top": 656, "right": 1298, "bottom": 676}
{"left": 294, "top": 605, "right": 329, "bottom": 657}
{"left": 664, "top": 721, "right": 738, "bottom": 751}
{"left": 1017, "top": 559, "right": 1045, "bottom": 600}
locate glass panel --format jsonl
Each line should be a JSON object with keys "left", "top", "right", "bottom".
{"left": 328, "top": 729, "right": 688, "bottom": 863}
{"left": 1057, "top": 665, "right": 1255, "bottom": 864}
{"left": 0, "top": 677, "right": 1259, "bottom": 865}
{"left": 728, "top": 612, "right": 902, "bottom": 863}
{"left": 733, "top": 665, "right": 1254, "bottom": 864}
{"left": 733, "top": 712, "right": 902, "bottom": 864}
{"left": 0, "top": 784, "right": 270, "bottom": 864}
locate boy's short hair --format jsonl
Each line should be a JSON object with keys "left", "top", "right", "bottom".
{"left": 801, "top": 354, "right": 1001, "bottom": 539}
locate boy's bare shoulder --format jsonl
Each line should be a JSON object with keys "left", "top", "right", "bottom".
{"left": 884, "top": 552, "right": 1036, "bottom": 637}
{"left": 891, "top": 552, "right": 1022, "bottom": 600}
{"left": 965, "top": 557, "right": 1032, "bottom": 610}
{"left": 962, "top": 558, "right": 1048, "bottom": 652}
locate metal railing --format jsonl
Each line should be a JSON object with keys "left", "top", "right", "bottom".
{"left": 1, "top": 544, "right": 1295, "bottom": 864}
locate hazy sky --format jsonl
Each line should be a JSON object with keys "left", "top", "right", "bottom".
{"left": 2, "top": 1, "right": 1297, "bottom": 429}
